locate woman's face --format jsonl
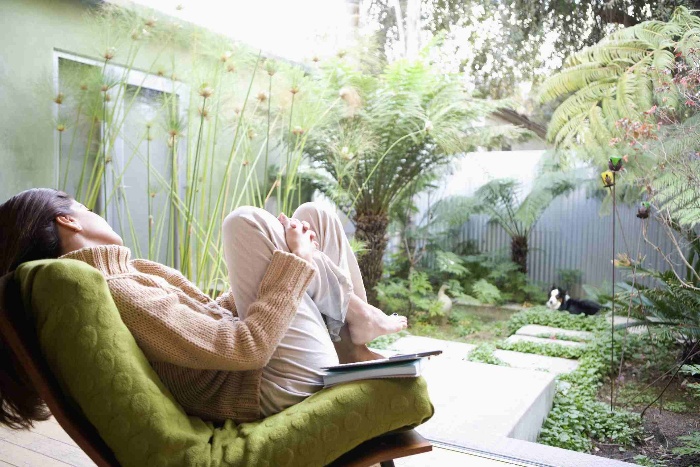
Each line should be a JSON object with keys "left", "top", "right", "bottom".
{"left": 56, "top": 200, "right": 123, "bottom": 252}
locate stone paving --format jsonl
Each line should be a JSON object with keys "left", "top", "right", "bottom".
{"left": 492, "top": 349, "right": 580, "bottom": 375}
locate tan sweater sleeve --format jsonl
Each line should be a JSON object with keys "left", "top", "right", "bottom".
{"left": 111, "top": 251, "right": 315, "bottom": 371}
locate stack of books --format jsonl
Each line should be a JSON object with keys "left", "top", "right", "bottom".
{"left": 321, "top": 350, "right": 441, "bottom": 387}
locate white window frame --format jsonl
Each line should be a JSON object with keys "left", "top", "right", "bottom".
{"left": 52, "top": 49, "right": 189, "bottom": 218}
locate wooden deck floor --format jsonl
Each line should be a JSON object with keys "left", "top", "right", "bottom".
{"left": 0, "top": 417, "right": 94, "bottom": 467}
{"left": 0, "top": 418, "right": 516, "bottom": 467}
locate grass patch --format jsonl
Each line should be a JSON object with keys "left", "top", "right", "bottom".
{"left": 534, "top": 332, "right": 590, "bottom": 343}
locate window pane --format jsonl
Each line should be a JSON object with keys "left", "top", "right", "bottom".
{"left": 57, "top": 58, "right": 102, "bottom": 204}
{"left": 113, "top": 84, "right": 176, "bottom": 264}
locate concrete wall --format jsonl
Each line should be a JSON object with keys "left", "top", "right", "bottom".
{"left": 0, "top": 0, "right": 183, "bottom": 202}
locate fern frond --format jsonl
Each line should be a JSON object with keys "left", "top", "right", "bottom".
{"left": 542, "top": 8, "right": 698, "bottom": 151}
{"left": 539, "top": 63, "right": 619, "bottom": 103}
{"left": 546, "top": 80, "right": 616, "bottom": 141}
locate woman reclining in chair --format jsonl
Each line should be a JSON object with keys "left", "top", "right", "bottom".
{"left": 0, "top": 188, "right": 407, "bottom": 428}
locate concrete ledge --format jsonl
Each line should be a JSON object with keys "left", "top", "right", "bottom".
{"left": 417, "top": 359, "right": 556, "bottom": 443}
{"left": 429, "top": 434, "right": 637, "bottom": 467}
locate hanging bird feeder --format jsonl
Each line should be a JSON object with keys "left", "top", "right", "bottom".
{"left": 636, "top": 201, "right": 651, "bottom": 219}
{"left": 601, "top": 170, "right": 615, "bottom": 187}
{"left": 608, "top": 155, "right": 623, "bottom": 172}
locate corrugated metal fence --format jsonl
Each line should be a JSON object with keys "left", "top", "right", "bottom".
{"left": 410, "top": 150, "right": 683, "bottom": 295}
{"left": 453, "top": 188, "right": 678, "bottom": 294}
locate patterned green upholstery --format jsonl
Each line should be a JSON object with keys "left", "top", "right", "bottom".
{"left": 15, "top": 259, "right": 433, "bottom": 467}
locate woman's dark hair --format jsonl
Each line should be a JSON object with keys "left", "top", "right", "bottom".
{"left": 0, "top": 188, "right": 74, "bottom": 429}
{"left": 0, "top": 188, "right": 74, "bottom": 276}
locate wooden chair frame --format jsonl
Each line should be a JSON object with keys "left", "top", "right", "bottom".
{"left": 0, "top": 273, "right": 431, "bottom": 466}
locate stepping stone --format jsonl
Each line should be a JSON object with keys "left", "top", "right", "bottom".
{"left": 491, "top": 349, "right": 580, "bottom": 376}
{"left": 385, "top": 335, "right": 475, "bottom": 360}
{"left": 505, "top": 335, "right": 587, "bottom": 348}
{"left": 515, "top": 325, "right": 593, "bottom": 342}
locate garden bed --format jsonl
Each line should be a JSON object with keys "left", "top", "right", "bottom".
{"left": 594, "top": 362, "right": 700, "bottom": 466}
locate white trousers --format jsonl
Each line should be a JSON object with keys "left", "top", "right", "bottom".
{"left": 222, "top": 202, "right": 368, "bottom": 417}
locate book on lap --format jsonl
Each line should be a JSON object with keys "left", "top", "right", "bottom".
{"left": 320, "top": 350, "right": 441, "bottom": 387}
{"left": 322, "top": 359, "right": 424, "bottom": 387}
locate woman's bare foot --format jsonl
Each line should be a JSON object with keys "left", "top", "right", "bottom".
{"left": 345, "top": 294, "right": 407, "bottom": 345}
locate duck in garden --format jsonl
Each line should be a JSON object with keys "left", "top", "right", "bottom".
{"left": 437, "top": 284, "right": 452, "bottom": 316}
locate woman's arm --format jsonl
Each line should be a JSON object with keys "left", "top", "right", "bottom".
{"left": 132, "top": 258, "right": 238, "bottom": 315}
{"left": 112, "top": 251, "right": 315, "bottom": 371}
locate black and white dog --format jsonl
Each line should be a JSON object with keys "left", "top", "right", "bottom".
{"left": 546, "top": 287, "right": 602, "bottom": 316}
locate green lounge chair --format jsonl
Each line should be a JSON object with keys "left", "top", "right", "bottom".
{"left": 0, "top": 259, "right": 434, "bottom": 466}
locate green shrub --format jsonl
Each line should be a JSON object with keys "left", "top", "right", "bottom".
{"left": 632, "top": 455, "right": 668, "bottom": 467}
{"left": 507, "top": 306, "right": 608, "bottom": 335}
{"left": 497, "top": 340, "right": 586, "bottom": 359}
{"left": 369, "top": 330, "right": 409, "bottom": 350}
{"left": 466, "top": 343, "right": 509, "bottom": 366}
{"left": 376, "top": 271, "right": 443, "bottom": 321}
{"left": 460, "top": 253, "right": 543, "bottom": 304}
{"left": 471, "top": 279, "right": 503, "bottom": 305}
{"left": 557, "top": 268, "right": 583, "bottom": 292}
{"left": 687, "top": 383, "right": 700, "bottom": 400}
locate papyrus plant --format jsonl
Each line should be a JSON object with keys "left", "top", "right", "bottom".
{"left": 53, "top": 4, "right": 336, "bottom": 293}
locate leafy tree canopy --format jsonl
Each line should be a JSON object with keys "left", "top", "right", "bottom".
{"left": 361, "top": 0, "right": 699, "bottom": 101}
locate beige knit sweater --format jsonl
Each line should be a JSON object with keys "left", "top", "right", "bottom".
{"left": 61, "top": 245, "right": 316, "bottom": 424}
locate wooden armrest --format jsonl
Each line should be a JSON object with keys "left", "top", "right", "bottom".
{"left": 329, "top": 429, "right": 432, "bottom": 467}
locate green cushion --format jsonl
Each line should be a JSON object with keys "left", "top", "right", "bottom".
{"left": 15, "top": 259, "right": 433, "bottom": 467}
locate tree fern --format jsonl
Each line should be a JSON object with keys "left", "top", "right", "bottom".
{"left": 448, "top": 161, "right": 584, "bottom": 272}
{"left": 540, "top": 7, "right": 700, "bottom": 159}
{"left": 301, "top": 54, "right": 528, "bottom": 301}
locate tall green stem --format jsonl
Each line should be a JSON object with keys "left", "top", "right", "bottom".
{"left": 147, "top": 126, "right": 153, "bottom": 260}
{"left": 61, "top": 100, "right": 84, "bottom": 191}
{"left": 102, "top": 92, "right": 109, "bottom": 218}
{"left": 182, "top": 96, "right": 208, "bottom": 277}
{"left": 264, "top": 74, "right": 272, "bottom": 196}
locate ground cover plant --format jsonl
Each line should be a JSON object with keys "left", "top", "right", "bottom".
{"left": 539, "top": 339, "right": 643, "bottom": 453}
{"left": 466, "top": 343, "right": 509, "bottom": 366}
{"left": 496, "top": 340, "right": 586, "bottom": 359}
{"left": 506, "top": 306, "right": 608, "bottom": 335}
